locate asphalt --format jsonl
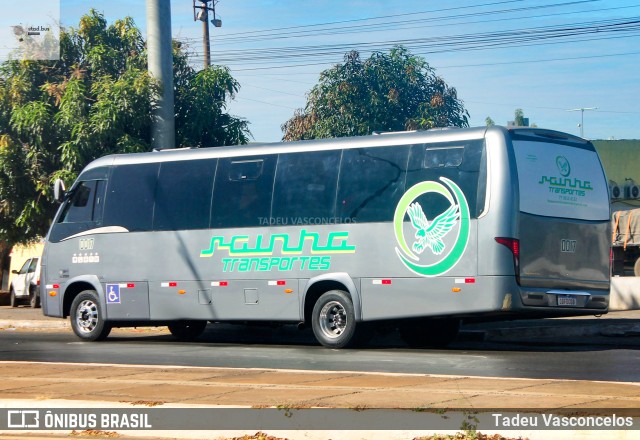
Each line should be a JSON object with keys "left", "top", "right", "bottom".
{"left": 1, "top": 301, "right": 640, "bottom": 440}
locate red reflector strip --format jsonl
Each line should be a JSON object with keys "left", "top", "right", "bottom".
{"left": 455, "top": 278, "right": 476, "bottom": 284}
{"left": 268, "top": 280, "right": 287, "bottom": 286}
{"left": 161, "top": 282, "right": 178, "bottom": 288}
{"left": 47, "top": 284, "right": 60, "bottom": 289}
{"left": 127, "top": 283, "right": 135, "bottom": 288}
{"left": 372, "top": 279, "right": 392, "bottom": 285}
{"left": 211, "top": 281, "right": 228, "bottom": 287}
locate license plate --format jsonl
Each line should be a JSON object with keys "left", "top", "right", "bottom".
{"left": 557, "top": 296, "right": 577, "bottom": 306}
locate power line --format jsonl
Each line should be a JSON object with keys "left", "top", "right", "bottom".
{"left": 203, "top": 0, "right": 603, "bottom": 46}
{"left": 178, "top": 0, "right": 603, "bottom": 45}
{"left": 436, "top": 49, "right": 640, "bottom": 69}
{"left": 223, "top": 3, "right": 638, "bottom": 47}
{"left": 201, "top": 0, "right": 530, "bottom": 39}
{"left": 184, "top": 17, "right": 640, "bottom": 67}
{"left": 206, "top": 16, "right": 640, "bottom": 58}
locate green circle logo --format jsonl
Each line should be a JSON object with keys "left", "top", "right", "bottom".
{"left": 556, "top": 156, "right": 571, "bottom": 177}
{"left": 393, "top": 178, "right": 470, "bottom": 277}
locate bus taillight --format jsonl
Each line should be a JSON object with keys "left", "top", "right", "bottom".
{"left": 495, "top": 237, "right": 520, "bottom": 279}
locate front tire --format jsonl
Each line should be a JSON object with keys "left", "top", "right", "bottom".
{"left": 168, "top": 321, "right": 207, "bottom": 341}
{"left": 9, "top": 288, "right": 18, "bottom": 308}
{"left": 70, "top": 290, "right": 111, "bottom": 341}
{"left": 311, "top": 290, "right": 359, "bottom": 349}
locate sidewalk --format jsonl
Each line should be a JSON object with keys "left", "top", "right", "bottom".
{"left": 1, "top": 305, "right": 640, "bottom": 439}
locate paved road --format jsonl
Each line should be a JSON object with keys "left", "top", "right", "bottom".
{"left": 2, "top": 316, "right": 640, "bottom": 382}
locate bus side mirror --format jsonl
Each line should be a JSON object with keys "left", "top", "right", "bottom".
{"left": 53, "top": 178, "right": 66, "bottom": 203}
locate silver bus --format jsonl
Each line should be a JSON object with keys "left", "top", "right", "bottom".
{"left": 41, "top": 126, "right": 611, "bottom": 348}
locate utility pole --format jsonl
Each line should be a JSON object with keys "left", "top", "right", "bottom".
{"left": 146, "top": 0, "right": 175, "bottom": 149}
{"left": 193, "top": 0, "right": 221, "bottom": 68}
{"left": 567, "top": 107, "right": 598, "bottom": 138}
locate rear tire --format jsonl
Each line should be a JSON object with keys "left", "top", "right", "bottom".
{"left": 168, "top": 321, "right": 207, "bottom": 341}
{"left": 311, "top": 290, "right": 361, "bottom": 349}
{"left": 29, "top": 286, "right": 40, "bottom": 309}
{"left": 70, "top": 290, "right": 111, "bottom": 341}
{"left": 399, "top": 318, "right": 460, "bottom": 348}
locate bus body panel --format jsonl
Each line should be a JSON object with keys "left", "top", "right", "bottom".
{"left": 41, "top": 127, "right": 611, "bottom": 338}
{"left": 476, "top": 128, "right": 519, "bottom": 278}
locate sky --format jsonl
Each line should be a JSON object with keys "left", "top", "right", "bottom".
{"left": 5, "top": 0, "right": 640, "bottom": 142}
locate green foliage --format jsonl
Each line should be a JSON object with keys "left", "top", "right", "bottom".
{"left": 281, "top": 47, "right": 468, "bottom": 141}
{"left": 175, "top": 66, "right": 250, "bottom": 147}
{"left": 0, "top": 9, "right": 250, "bottom": 245}
{"left": 514, "top": 108, "right": 525, "bottom": 127}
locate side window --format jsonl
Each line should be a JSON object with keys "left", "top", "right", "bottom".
{"left": 103, "top": 163, "right": 159, "bottom": 232}
{"left": 50, "top": 180, "right": 107, "bottom": 242}
{"left": 337, "top": 146, "right": 409, "bottom": 222}
{"left": 93, "top": 180, "right": 106, "bottom": 223}
{"left": 406, "top": 140, "right": 485, "bottom": 219}
{"left": 211, "top": 156, "right": 276, "bottom": 228}
{"left": 154, "top": 159, "right": 217, "bottom": 231}
{"left": 59, "top": 181, "right": 100, "bottom": 224}
{"left": 27, "top": 258, "right": 38, "bottom": 273}
{"left": 18, "top": 259, "right": 30, "bottom": 275}
{"left": 272, "top": 150, "right": 341, "bottom": 222}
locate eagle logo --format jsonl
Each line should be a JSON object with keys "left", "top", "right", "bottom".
{"left": 406, "top": 202, "right": 460, "bottom": 255}
{"left": 556, "top": 156, "right": 571, "bottom": 177}
{"left": 393, "top": 178, "right": 470, "bottom": 277}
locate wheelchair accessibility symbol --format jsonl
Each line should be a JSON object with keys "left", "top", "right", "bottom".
{"left": 106, "top": 284, "right": 121, "bottom": 304}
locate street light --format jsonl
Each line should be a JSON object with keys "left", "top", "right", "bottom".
{"left": 193, "top": 0, "right": 222, "bottom": 67}
{"left": 566, "top": 107, "right": 598, "bottom": 138}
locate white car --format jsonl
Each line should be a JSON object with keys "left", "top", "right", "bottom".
{"left": 9, "top": 257, "right": 41, "bottom": 308}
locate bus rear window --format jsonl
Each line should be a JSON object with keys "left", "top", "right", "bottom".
{"left": 513, "top": 140, "right": 609, "bottom": 220}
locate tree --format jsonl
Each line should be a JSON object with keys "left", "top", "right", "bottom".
{"left": 0, "top": 10, "right": 250, "bottom": 248}
{"left": 281, "top": 47, "right": 468, "bottom": 141}
{"left": 511, "top": 108, "right": 536, "bottom": 127}
{"left": 514, "top": 108, "right": 526, "bottom": 127}
{"left": 485, "top": 116, "right": 495, "bottom": 126}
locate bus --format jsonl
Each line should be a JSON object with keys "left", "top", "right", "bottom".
{"left": 41, "top": 126, "right": 611, "bottom": 348}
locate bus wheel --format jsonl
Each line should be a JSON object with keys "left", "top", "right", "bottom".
{"left": 312, "top": 290, "right": 358, "bottom": 349}
{"left": 399, "top": 318, "right": 460, "bottom": 348}
{"left": 70, "top": 290, "right": 111, "bottom": 341}
{"left": 168, "top": 321, "right": 207, "bottom": 341}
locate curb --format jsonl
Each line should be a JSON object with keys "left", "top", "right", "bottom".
{"left": 0, "top": 319, "right": 69, "bottom": 329}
